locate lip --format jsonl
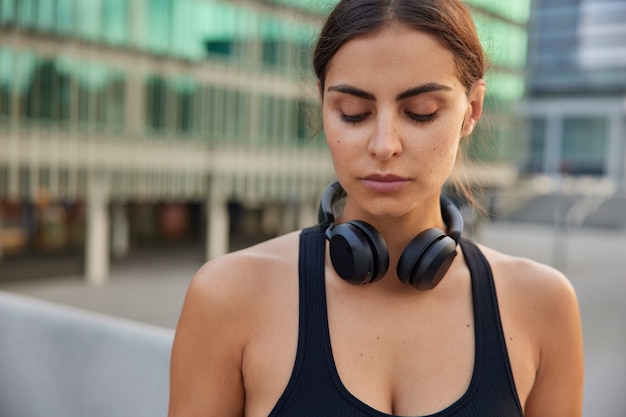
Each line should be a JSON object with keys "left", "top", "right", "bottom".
{"left": 360, "top": 174, "right": 410, "bottom": 193}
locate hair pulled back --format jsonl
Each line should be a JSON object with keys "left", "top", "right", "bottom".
{"left": 313, "top": 0, "right": 486, "bottom": 94}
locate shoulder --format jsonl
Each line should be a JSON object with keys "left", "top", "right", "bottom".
{"left": 170, "top": 230, "right": 302, "bottom": 391}
{"left": 187, "top": 230, "right": 302, "bottom": 314}
{"left": 476, "top": 242, "right": 579, "bottom": 317}
{"left": 168, "top": 229, "right": 304, "bottom": 416}
{"left": 475, "top": 242, "right": 581, "bottom": 351}
{"left": 476, "top": 242, "right": 574, "bottom": 296}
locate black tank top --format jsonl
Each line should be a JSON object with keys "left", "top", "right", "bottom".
{"left": 268, "top": 225, "right": 524, "bottom": 417}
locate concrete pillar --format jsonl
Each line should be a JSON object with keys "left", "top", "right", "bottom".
{"left": 85, "top": 181, "right": 110, "bottom": 286}
{"left": 125, "top": 74, "right": 144, "bottom": 134}
{"left": 206, "top": 186, "right": 229, "bottom": 261}
{"left": 111, "top": 203, "right": 129, "bottom": 259}
{"left": 544, "top": 115, "right": 563, "bottom": 176}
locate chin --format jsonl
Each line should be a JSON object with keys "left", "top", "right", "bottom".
{"left": 358, "top": 202, "right": 412, "bottom": 222}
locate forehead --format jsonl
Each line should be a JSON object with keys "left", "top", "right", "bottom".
{"left": 325, "top": 25, "right": 463, "bottom": 93}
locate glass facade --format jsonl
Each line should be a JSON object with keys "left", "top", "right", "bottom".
{"left": 0, "top": 0, "right": 328, "bottom": 64}
{"left": 0, "top": 0, "right": 324, "bottom": 143}
{"left": 520, "top": 0, "right": 626, "bottom": 179}
{"left": 528, "top": 0, "right": 626, "bottom": 95}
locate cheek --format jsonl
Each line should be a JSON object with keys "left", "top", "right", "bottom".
{"left": 410, "top": 124, "right": 462, "bottom": 175}
{"left": 323, "top": 111, "right": 362, "bottom": 161}
{"left": 326, "top": 136, "right": 354, "bottom": 171}
{"left": 324, "top": 123, "right": 349, "bottom": 169}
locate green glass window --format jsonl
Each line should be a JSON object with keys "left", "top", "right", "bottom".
{"left": 103, "top": 0, "right": 129, "bottom": 45}
{"left": 0, "top": 0, "right": 16, "bottom": 24}
{"left": 56, "top": 0, "right": 75, "bottom": 35}
{"left": 35, "top": 59, "right": 56, "bottom": 120}
{"left": 473, "top": 14, "right": 527, "bottom": 71}
{"left": 146, "top": 0, "right": 173, "bottom": 53}
{"left": 173, "top": 78, "right": 195, "bottom": 134}
{"left": 484, "top": 71, "right": 525, "bottom": 102}
{"left": 35, "top": 0, "right": 55, "bottom": 31}
{"left": 35, "top": 56, "right": 73, "bottom": 123}
{"left": 69, "top": 61, "right": 111, "bottom": 131}
{"left": 16, "top": 52, "right": 37, "bottom": 121}
{"left": 17, "top": 0, "right": 35, "bottom": 27}
{"left": 76, "top": 0, "right": 103, "bottom": 41}
{"left": 266, "top": 0, "right": 337, "bottom": 14}
{"left": 200, "top": 1, "right": 239, "bottom": 61}
{"left": 0, "top": 48, "right": 13, "bottom": 117}
{"left": 146, "top": 76, "right": 167, "bottom": 131}
{"left": 466, "top": 0, "right": 530, "bottom": 25}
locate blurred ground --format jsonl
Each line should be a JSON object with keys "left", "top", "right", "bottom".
{"left": 0, "top": 220, "right": 624, "bottom": 416}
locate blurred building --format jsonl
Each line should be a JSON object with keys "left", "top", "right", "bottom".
{"left": 460, "top": 0, "right": 531, "bottom": 201}
{"left": 465, "top": 0, "right": 532, "bottom": 156}
{"left": 520, "top": 0, "right": 626, "bottom": 183}
{"left": 0, "top": 0, "right": 339, "bottom": 282}
{"left": 0, "top": 0, "right": 530, "bottom": 282}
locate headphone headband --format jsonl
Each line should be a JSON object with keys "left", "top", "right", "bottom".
{"left": 318, "top": 180, "right": 346, "bottom": 226}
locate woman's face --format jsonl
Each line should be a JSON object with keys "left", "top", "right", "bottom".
{"left": 321, "top": 24, "right": 485, "bottom": 225}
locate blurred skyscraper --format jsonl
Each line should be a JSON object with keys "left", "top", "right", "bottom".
{"left": 0, "top": 0, "right": 530, "bottom": 282}
{"left": 521, "top": 0, "right": 626, "bottom": 183}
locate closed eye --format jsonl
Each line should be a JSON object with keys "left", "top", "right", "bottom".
{"left": 406, "top": 111, "right": 438, "bottom": 124}
{"left": 341, "top": 112, "right": 370, "bottom": 124}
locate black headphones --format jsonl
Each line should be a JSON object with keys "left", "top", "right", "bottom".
{"left": 317, "top": 181, "right": 464, "bottom": 291}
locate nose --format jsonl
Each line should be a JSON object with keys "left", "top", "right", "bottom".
{"left": 368, "top": 114, "right": 402, "bottom": 160}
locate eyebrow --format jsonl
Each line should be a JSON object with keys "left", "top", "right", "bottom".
{"left": 327, "top": 83, "right": 452, "bottom": 102}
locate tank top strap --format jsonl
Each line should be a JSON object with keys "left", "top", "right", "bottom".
{"left": 459, "top": 237, "right": 524, "bottom": 414}
{"left": 269, "top": 225, "right": 331, "bottom": 416}
{"left": 298, "top": 225, "right": 329, "bottom": 332}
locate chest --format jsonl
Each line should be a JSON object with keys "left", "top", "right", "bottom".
{"left": 242, "top": 264, "right": 534, "bottom": 417}
{"left": 325, "top": 280, "right": 477, "bottom": 416}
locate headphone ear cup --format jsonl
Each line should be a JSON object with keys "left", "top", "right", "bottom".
{"left": 397, "top": 228, "right": 458, "bottom": 291}
{"left": 329, "top": 220, "right": 389, "bottom": 285}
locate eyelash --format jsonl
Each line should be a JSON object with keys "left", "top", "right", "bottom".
{"left": 340, "top": 111, "right": 438, "bottom": 125}
{"left": 340, "top": 113, "right": 370, "bottom": 124}
{"left": 406, "top": 111, "right": 439, "bottom": 124}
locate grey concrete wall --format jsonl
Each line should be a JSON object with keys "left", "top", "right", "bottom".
{"left": 0, "top": 291, "right": 174, "bottom": 417}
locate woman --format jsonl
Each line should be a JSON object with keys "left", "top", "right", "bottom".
{"left": 168, "top": 1, "right": 584, "bottom": 416}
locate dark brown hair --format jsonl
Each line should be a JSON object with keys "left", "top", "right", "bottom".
{"left": 313, "top": 0, "right": 486, "bottom": 94}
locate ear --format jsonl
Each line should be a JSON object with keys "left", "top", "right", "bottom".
{"left": 461, "top": 79, "right": 486, "bottom": 137}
